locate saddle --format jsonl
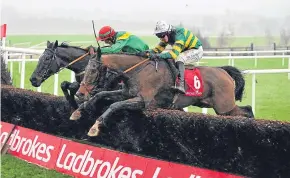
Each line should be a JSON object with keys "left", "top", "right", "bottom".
{"left": 135, "top": 52, "right": 198, "bottom": 85}
{"left": 164, "top": 59, "right": 204, "bottom": 97}
{"left": 165, "top": 59, "right": 196, "bottom": 79}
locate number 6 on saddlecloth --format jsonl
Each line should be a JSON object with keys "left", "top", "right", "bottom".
{"left": 194, "top": 75, "right": 201, "bottom": 89}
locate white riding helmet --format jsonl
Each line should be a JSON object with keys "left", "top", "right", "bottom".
{"left": 154, "top": 20, "right": 173, "bottom": 34}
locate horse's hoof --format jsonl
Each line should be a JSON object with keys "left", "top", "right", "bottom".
{"left": 87, "top": 121, "right": 102, "bottom": 137}
{"left": 70, "top": 110, "right": 81, "bottom": 120}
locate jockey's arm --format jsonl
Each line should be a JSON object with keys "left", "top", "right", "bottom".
{"left": 157, "top": 31, "right": 185, "bottom": 60}
{"left": 149, "top": 40, "right": 168, "bottom": 54}
{"left": 158, "top": 40, "right": 185, "bottom": 60}
{"left": 101, "top": 39, "right": 127, "bottom": 54}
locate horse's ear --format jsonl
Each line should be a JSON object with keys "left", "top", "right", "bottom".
{"left": 47, "top": 41, "right": 51, "bottom": 47}
{"left": 53, "top": 40, "right": 58, "bottom": 49}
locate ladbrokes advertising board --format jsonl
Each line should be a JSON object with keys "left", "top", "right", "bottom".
{"left": 1, "top": 122, "right": 61, "bottom": 169}
{"left": 1, "top": 121, "right": 243, "bottom": 178}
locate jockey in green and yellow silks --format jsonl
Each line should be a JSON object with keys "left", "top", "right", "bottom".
{"left": 92, "top": 26, "right": 149, "bottom": 90}
{"left": 147, "top": 21, "right": 203, "bottom": 94}
{"left": 96, "top": 26, "right": 149, "bottom": 53}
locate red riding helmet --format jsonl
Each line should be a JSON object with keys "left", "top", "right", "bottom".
{"left": 97, "top": 26, "right": 116, "bottom": 41}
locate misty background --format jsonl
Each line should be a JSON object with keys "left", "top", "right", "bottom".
{"left": 0, "top": 0, "right": 290, "bottom": 36}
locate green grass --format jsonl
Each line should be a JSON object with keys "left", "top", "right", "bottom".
{"left": 208, "top": 36, "right": 281, "bottom": 47}
{"left": 1, "top": 154, "right": 71, "bottom": 178}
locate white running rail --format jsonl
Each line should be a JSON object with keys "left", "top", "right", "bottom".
{"left": 2, "top": 47, "right": 290, "bottom": 116}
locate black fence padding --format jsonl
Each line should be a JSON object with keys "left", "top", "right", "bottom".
{"left": 2, "top": 85, "right": 290, "bottom": 178}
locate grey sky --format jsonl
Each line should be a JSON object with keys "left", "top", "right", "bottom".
{"left": 1, "top": 0, "right": 289, "bottom": 35}
{"left": 2, "top": 0, "right": 289, "bottom": 18}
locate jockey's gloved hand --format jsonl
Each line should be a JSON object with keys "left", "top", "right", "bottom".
{"left": 136, "top": 50, "right": 150, "bottom": 57}
{"left": 85, "top": 45, "right": 93, "bottom": 51}
{"left": 89, "top": 46, "right": 102, "bottom": 55}
{"left": 92, "top": 47, "right": 98, "bottom": 52}
{"left": 149, "top": 54, "right": 160, "bottom": 60}
{"left": 85, "top": 45, "right": 96, "bottom": 55}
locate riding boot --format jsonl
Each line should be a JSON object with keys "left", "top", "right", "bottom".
{"left": 175, "top": 61, "right": 186, "bottom": 94}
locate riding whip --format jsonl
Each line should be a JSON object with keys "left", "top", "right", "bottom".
{"left": 92, "top": 20, "right": 101, "bottom": 49}
{"left": 92, "top": 20, "right": 102, "bottom": 57}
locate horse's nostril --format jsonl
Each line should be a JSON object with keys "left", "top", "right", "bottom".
{"left": 30, "top": 77, "right": 38, "bottom": 85}
{"left": 30, "top": 77, "right": 41, "bottom": 87}
{"left": 76, "top": 92, "right": 84, "bottom": 98}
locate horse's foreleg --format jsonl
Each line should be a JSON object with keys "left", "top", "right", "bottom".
{"left": 61, "top": 81, "right": 77, "bottom": 109}
{"left": 68, "top": 82, "right": 80, "bottom": 109}
{"left": 61, "top": 81, "right": 79, "bottom": 110}
{"left": 70, "top": 89, "right": 127, "bottom": 121}
{"left": 87, "top": 96, "right": 145, "bottom": 137}
{"left": 61, "top": 81, "right": 71, "bottom": 100}
{"left": 68, "top": 82, "right": 80, "bottom": 96}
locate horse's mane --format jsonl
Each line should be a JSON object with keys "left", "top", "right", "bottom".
{"left": 56, "top": 41, "right": 147, "bottom": 58}
{"left": 103, "top": 52, "right": 147, "bottom": 58}
{"left": 57, "top": 41, "right": 88, "bottom": 51}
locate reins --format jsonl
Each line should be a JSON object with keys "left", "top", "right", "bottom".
{"left": 123, "top": 58, "right": 150, "bottom": 73}
{"left": 58, "top": 52, "right": 89, "bottom": 73}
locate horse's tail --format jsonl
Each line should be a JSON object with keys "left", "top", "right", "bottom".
{"left": 219, "top": 66, "right": 245, "bottom": 102}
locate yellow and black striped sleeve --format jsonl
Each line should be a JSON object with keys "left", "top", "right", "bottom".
{"left": 150, "top": 40, "right": 168, "bottom": 53}
{"left": 159, "top": 38, "right": 185, "bottom": 60}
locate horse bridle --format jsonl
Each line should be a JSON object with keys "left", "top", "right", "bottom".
{"left": 38, "top": 48, "right": 59, "bottom": 79}
{"left": 40, "top": 47, "right": 89, "bottom": 80}
{"left": 79, "top": 56, "right": 103, "bottom": 94}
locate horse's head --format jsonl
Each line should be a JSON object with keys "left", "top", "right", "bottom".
{"left": 30, "top": 40, "right": 63, "bottom": 87}
{"left": 76, "top": 49, "right": 103, "bottom": 100}
{"left": 30, "top": 40, "right": 88, "bottom": 87}
{"left": 76, "top": 49, "right": 145, "bottom": 100}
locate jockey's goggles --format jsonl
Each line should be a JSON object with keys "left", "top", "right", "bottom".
{"left": 156, "top": 32, "right": 166, "bottom": 38}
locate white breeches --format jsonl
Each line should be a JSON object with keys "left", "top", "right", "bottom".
{"left": 176, "top": 46, "right": 203, "bottom": 65}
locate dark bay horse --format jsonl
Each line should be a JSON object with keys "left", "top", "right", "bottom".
{"left": 70, "top": 49, "right": 254, "bottom": 137}
{"left": 29, "top": 40, "right": 114, "bottom": 109}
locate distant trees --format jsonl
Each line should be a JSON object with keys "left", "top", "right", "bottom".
{"left": 217, "top": 23, "right": 235, "bottom": 47}
{"left": 279, "top": 15, "right": 290, "bottom": 46}
{"left": 264, "top": 28, "right": 274, "bottom": 46}
{"left": 176, "top": 22, "right": 211, "bottom": 48}
{"left": 280, "top": 28, "right": 290, "bottom": 46}
{"left": 195, "top": 29, "right": 211, "bottom": 48}
{"left": 216, "top": 10, "right": 236, "bottom": 48}
{"left": 187, "top": 26, "right": 211, "bottom": 48}
{"left": 217, "top": 31, "right": 228, "bottom": 47}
